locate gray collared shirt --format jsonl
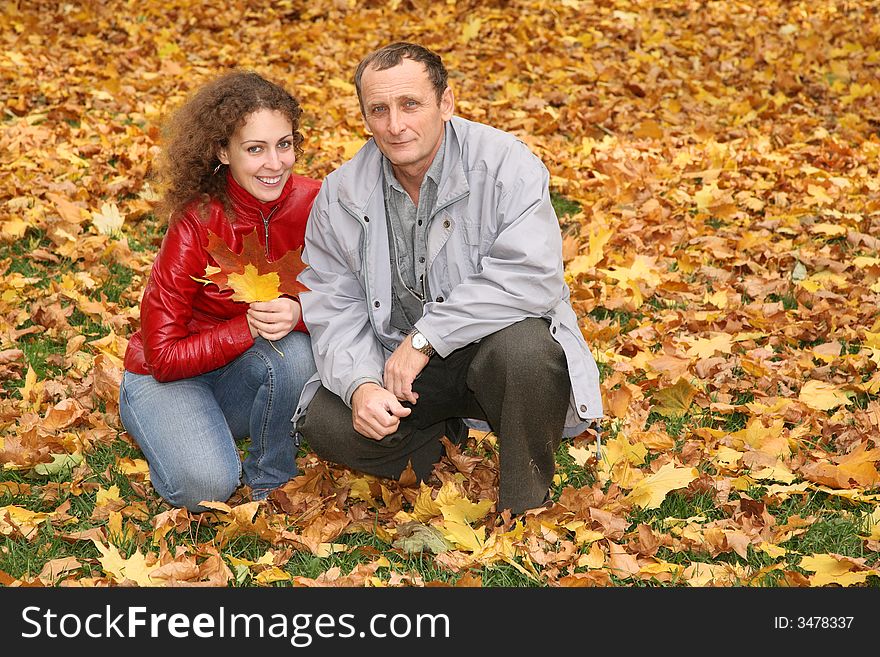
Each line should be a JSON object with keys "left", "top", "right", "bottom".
{"left": 381, "top": 130, "right": 446, "bottom": 305}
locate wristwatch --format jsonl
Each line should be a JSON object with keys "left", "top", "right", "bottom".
{"left": 410, "top": 330, "right": 435, "bottom": 357}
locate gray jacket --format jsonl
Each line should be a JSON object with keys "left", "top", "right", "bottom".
{"left": 293, "top": 116, "right": 603, "bottom": 435}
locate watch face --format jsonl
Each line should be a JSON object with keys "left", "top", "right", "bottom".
{"left": 412, "top": 333, "right": 427, "bottom": 349}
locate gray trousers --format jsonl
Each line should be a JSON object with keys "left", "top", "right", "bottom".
{"left": 297, "top": 318, "right": 571, "bottom": 514}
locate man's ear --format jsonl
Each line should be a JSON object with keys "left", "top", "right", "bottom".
{"left": 440, "top": 86, "right": 454, "bottom": 121}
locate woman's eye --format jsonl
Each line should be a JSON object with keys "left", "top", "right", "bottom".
{"left": 278, "top": 140, "right": 292, "bottom": 149}
{"left": 247, "top": 146, "right": 262, "bottom": 154}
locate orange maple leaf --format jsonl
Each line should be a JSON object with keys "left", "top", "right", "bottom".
{"left": 193, "top": 229, "right": 308, "bottom": 302}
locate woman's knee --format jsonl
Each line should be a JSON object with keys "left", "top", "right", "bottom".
{"left": 161, "top": 462, "right": 240, "bottom": 511}
{"left": 252, "top": 333, "right": 316, "bottom": 388}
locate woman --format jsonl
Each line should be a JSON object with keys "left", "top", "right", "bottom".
{"left": 119, "top": 71, "right": 320, "bottom": 511}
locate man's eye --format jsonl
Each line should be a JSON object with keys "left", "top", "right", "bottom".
{"left": 371, "top": 106, "right": 386, "bottom": 114}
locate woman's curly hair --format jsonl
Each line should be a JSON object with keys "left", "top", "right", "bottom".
{"left": 155, "top": 70, "right": 304, "bottom": 222}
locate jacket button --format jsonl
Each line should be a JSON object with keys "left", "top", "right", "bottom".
{"left": 579, "top": 404, "right": 587, "bottom": 412}
{"left": 374, "top": 300, "right": 380, "bottom": 308}
{"left": 443, "top": 220, "right": 450, "bottom": 229}
{"left": 435, "top": 296, "right": 444, "bottom": 302}
{"left": 364, "top": 216, "right": 370, "bottom": 222}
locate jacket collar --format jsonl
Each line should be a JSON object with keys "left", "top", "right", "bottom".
{"left": 225, "top": 170, "right": 294, "bottom": 220}
{"left": 338, "top": 117, "right": 470, "bottom": 217}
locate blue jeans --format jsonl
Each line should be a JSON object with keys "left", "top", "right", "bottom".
{"left": 119, "top": 331, "right": 315, "bottom": 511}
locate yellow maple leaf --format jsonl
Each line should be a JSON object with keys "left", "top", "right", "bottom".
{"left": 576, "top": 541, "right": 606, "bottom": 569}
{"left": 601, "top": 433, "right": 648, "bottom": 469}
{"left": 567, "top": 224, "right": 614, "bottom": 275}
{"left": 685, "top": 332, "right": 733, "bottom": 359}
{"left": 625, "top": 462, "right": 698, "bottom": 509}
{"left": 327, "top": 77, "right": 355, "bottom": 93}
{"left": 799, "top": 554, "right": 877, "bottom": 587}
{"left": 652, "top": 377, "right": 698, "bottom": 417}
{"left": 19, "top": 365, "right": 42, "bottom": 412}
{"left": 799, "top": 380, "right": 852, "bottom": 411}
{"left": 834, "top": 443, "right": 880, "bottom": 488}
{"left": 806, "top": 184, "right": 834, "bottom": 205}
{"left": 693, "top": 182, "right": 722, "bottom": 209}
{"left": 227, "top": 551, "right": 278, "bottom": 569}
{"left": 727, "top": 417, "right": 787, "bottom": 456}
{"left": 226, "top": 264, "right": 282, "bottom": 302}
{"left": 1, "top": 217, "right": 29, "bottom": 240}
{"left": 810, "top": 222, "right": 846, "bottom": 237}
{"left": 348, "top": 475, "right": 379, "bottom": 507}
{"left": 567, "top": 444, "right": 592, "bottom": 467}
{"left": 91, "top": 201, "right": 124, "bottom": 235}
{"left": 704, "top": 290, "right": 729, "bottom": 308}
{"left": 460, "top": 17, "right": 482, "bottom": 42}
{"left": 0, "top": 505, "right": 51, "bottom": 539}
{"left": 93, "top": 540, "right": 160, "bottom": 586}
{"left": 751, "top": 463, "right": 797, "bottom": 484}
{"left": 115, "top": 457, "right": 150, "bottom": 481}
{"left": 712, "top": 446, "right": 743, "bottom": 471}
{"left": 412, "top": 482, "right": 442, "bottom": 522}
{"left": 436, "top": 481, "right": 493, "bottom": 524}
{"left": 95, "top": 484, "right": 122, "bottom": 506}
{"left": 756, "top": 542, "right": 788, "bottom": 559}
{"left": 255, "top": 566, "right": 293, "bottom": 584}
{"left": 441, "top": 519, "right": 485, "bottom": 552}
{"left": 600, "top": 255, "right": 661, "bottom": 307}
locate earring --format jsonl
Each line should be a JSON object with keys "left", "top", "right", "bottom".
{"left": 212, "top": 163, "right": 223, "bottom": 175}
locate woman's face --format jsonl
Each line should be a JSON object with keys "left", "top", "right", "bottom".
{"left": 218, "top": 109, "right": 296, "bottom": 203}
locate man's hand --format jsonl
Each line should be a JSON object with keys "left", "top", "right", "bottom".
{"left": 247, "top": 297, "right": 301, "bottom": 341}
{"left": 351, "top": 383, "right": 412, "bottom": 440}
{"left": 384, "top": 333, "right": 429, "bottom": 404}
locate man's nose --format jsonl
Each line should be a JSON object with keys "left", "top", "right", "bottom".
{"left": 388, "top": 107, "right": 405, "bottom": 134}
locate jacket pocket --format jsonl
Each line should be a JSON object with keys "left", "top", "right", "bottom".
{"left": 460, "top": 215, "right": 482, "bottom": 247}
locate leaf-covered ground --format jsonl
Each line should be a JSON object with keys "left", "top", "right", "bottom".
{"left": 1, "top": 0, "right": 879, "bottom": 587}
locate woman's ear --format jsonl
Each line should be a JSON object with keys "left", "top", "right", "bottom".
{"left": 217, "top": 148, "right": 229, "bottom": 165}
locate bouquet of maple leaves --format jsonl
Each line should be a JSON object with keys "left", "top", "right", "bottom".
{"left": 191, "top": 229, "right": 308, "bottom": 302}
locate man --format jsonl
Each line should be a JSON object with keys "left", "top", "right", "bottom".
{"left": 293, "top": 42, "right": 602, "bottom": 514}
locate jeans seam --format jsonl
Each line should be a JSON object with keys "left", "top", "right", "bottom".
{"left": 245, "top": 346, "right": 275, "bottom": 488}
{"left": 119, "top": 375, "right": 175, "bottom": 501}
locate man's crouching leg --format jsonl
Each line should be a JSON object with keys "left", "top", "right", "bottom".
{"left": 468, "top": 318, "right": 571, "bottom": 515}
{"left": 298, "top": 386, "right": 447, "bottom": 482}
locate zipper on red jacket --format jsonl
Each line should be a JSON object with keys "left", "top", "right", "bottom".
{"left": 259, "top": 206, "right": 279, "bottom": 258}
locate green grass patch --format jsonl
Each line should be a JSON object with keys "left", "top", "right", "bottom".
{"left": 551, "top": 192, "right": 581, "bottom": 219}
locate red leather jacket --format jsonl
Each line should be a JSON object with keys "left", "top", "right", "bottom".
{"left": 123, "top": 172, "right": 321, "bottom": 382}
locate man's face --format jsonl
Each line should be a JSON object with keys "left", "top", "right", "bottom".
{"left": 360, "top": 58, "right": 453, "bottom": 177}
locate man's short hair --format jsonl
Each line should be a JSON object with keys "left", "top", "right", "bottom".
{"left": 354, "top": 42, "right": 448, "bottom": 114}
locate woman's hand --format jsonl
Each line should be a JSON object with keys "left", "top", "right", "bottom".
{"left": 246, "top": 297, "right": 301, "bottom": 341}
